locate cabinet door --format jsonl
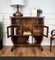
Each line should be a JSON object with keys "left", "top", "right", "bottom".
{"left": 42, "top": 26, "right": 49, "bottom": 37}
{"left": 33, "top": 25, "right": 43, "bottom": 36}
{"left": 33, "top": 24, "right": 49, "bottom": 37}
{"left": 7, "top": 25, "right": 22, "bottom": 37}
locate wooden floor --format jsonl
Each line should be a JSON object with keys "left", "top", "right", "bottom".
{"left": 0, "top": 46, "right": 55, "bottom": 57}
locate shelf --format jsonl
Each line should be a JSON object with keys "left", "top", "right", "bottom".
{"left": 15, "top": 43, "right": 41, "bottom": 47}
{"left": 11, "top": 35, "right": 32, "bottom": 37}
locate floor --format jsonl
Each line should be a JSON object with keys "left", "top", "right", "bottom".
{"left": 0, "top": 46, "right": 55, "bottom": 57}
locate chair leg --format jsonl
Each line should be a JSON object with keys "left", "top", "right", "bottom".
{"left": 50, "top": 38, "right": 52, "bottom": 52}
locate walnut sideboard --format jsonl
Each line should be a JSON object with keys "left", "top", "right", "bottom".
{"left": 7, "top": 16, "right": 49, "bottom": 51}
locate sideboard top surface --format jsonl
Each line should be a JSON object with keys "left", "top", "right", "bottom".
{"left": 10, "top": 16, "right": 44, "bottom": 19}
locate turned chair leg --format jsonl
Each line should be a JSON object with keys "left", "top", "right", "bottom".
{"left": 50, "top": 38, "right": 52, "bottom": 52}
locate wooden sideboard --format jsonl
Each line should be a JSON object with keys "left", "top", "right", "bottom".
{"left": 7, "top": 16, "right": 49, "bottom": 51}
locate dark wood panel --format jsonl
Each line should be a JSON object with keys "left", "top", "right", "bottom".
{"left": 7, "top": 17, "right": 45, "bottom": 51}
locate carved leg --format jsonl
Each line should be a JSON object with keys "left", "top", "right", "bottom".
{"left": 38, "top": 45, "right": 43, "bottom": 51}
{"left": 34, "top": 36, "right": 43, "bottom": 51}
{"left": 11, "top": 45, "right": 16, "bottom": 52}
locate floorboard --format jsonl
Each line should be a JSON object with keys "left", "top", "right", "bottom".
{"left": 0, "top": 46, "right": 55, "bottom": 57}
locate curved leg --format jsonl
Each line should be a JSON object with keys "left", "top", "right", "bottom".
{"left": 50, "top": 37, "right": 52, "bottom": 52}
{"left": 11, "top": 37, "right": 17, "bottom": 52}
{"left": 34, "top": 36, "right": 43, "bottom": 51}
{"left": 11, "top": 45, "right": 16, "bottom": 52}
{"left": 38, "top": 45, "right": 43, "bottom": 51}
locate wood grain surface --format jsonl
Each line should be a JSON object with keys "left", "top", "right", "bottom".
{"left": 0, "top": 46, "right": 55, "bottom": 57}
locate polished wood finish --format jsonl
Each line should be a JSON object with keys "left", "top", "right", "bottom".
{"left": 50, "top": 29, "right": 55, "bottom": 52}
{"left": 0, "top": 46, "right": 55, "bottom": 57}
{"left": 7, "top": 16, "right": 49, "bottom": 51}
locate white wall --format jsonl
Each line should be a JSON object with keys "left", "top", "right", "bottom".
{"left": 0, "top": 0, "right": 55, "bottom": 46}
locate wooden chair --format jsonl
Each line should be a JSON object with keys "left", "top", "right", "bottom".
{"left": 50, "top": 29, "right": 55, "bottom": 52}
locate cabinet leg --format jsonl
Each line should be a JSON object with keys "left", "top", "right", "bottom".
{"left": 11, "top": 45, "right": 16, "bottom": 52}
{"left": 38, "top": 45, "right": 43, "bottom": 51}
{"left": 34, "top": 36, "right": 43, "bottom": 51}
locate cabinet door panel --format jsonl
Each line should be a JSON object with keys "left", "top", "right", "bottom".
{"left": 33, "top": 25, "right": 49, "bottom": 37}
{"left": 33, "top": 25, "right": 43, "bottom": 36}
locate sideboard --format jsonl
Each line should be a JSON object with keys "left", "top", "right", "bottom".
{"left": 7, "top": 16, "right": 49, "bottom": 51}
